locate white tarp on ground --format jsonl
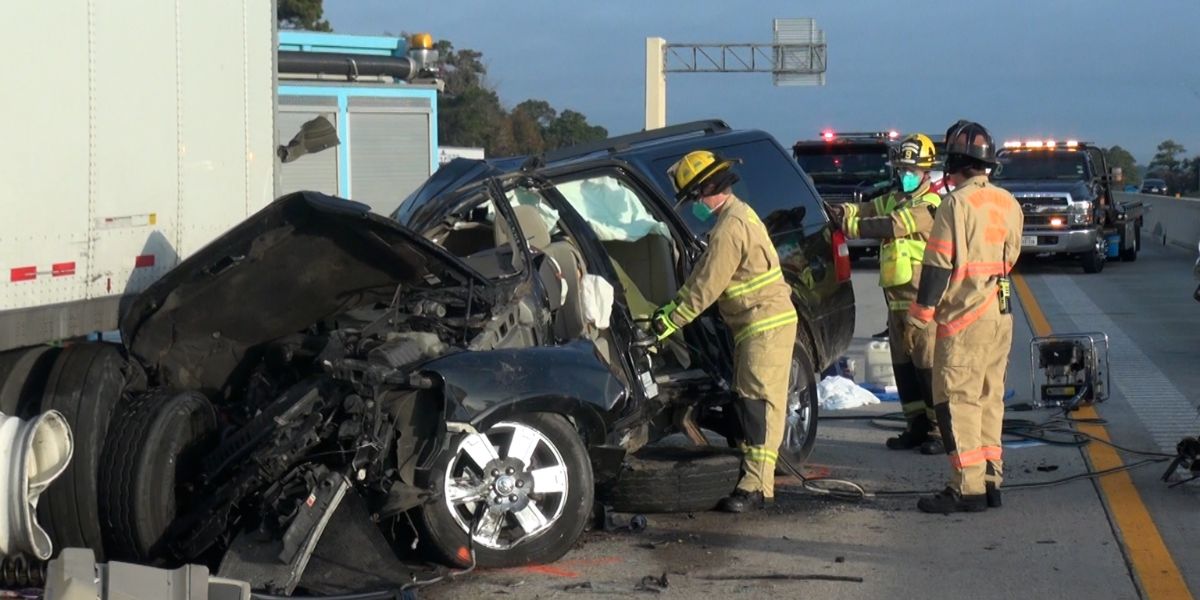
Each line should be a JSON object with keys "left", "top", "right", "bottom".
{"left": 817, "top": 375, "right": 881, "bottom": 411}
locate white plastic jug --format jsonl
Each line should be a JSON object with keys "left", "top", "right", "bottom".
{"left": 864, "top": 340, "right": 896, "bottom": 388}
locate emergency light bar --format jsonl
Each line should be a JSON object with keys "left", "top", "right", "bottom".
{"left": 821, "top": 130, "right": 901, "bottom": 142}
{"left": 1003, "top": 139, "right": 1085, "bottom": 149}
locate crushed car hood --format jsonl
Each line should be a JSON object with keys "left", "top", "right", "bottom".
{"left": 121, "top": 191, "right": 487, "bottom": 393}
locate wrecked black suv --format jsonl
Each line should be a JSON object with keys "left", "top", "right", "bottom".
{"left": 23, "top": 120, "right": 853, "bottom": 593}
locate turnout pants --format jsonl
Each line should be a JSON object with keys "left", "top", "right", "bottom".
{"left": 887, "top": 310, "right": 937, "bottom": 434}
{"left": 731, "top": 323, "right": 797, "bottom": 499}
{"left": 933, "top": 312, "right": 1013, "bottom": 495}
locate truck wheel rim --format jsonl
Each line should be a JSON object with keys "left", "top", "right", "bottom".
{"left": 783, "top": 358, "right": 812, "bottom": 454}
{"left": 443, "top": 421, "right": 569, "bottom": 551}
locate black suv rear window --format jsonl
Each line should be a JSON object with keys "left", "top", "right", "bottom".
{"left": 651, "top": 139, "right": 825, "bottom": 235}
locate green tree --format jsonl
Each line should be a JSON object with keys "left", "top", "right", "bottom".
{"left": 1179, "top": 157, "right": 1200, "bottom": 195}
{"left": 1148, "top": 139, "right": 1187, "bottom": 174}
{"left": 513, "top": 100, "right": 557, "bottom": 129}
{"left": 1104, "top": 145, "right": 1141, "bottom": 186}
{"left": 434, "top": 40, "right": 608, "bottom": 156}
{"left": 545, "top": 110, "right": 608, "bottom": 150}
{"left": 277, "top": 0, "right": 332, "bottom": 32}
{"left": 437, "top": 41, "right": 487, "bottom": 98}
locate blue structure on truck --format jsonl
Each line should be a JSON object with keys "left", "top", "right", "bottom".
{"left": 276, "top": 31, "right": 441, "bottom": 216}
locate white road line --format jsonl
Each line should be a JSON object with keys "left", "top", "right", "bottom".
{"left": 1038, "top": 273, "right": 1200, "bottom": 453}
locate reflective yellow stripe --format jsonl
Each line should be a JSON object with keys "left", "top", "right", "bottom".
{"left": 896, "top": 207, "right": 917, "bottom": 234}
{"left": 888, "top": 299, "right": 911, "bottom": 311}
{"left": 676, "top": 303, "right": 699, "bottom": 321}
{"left": 847, "top": 217, "right": 860, "bottom": 238}
{"left": 744, "top": 446, "right": 779, "bottom": 462}
{"left": 734, "top": 310, "right": 799, "bottom": 344}
{"left": 918, "top": 192, "right": 941, "bottom": 208}
{"left": 723, "top": 267, "right": 783, "bottom": 299}
{"left": 843, "top": 203, "right": 859, "bottom": 220}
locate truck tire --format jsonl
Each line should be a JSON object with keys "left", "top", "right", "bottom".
{"left": 100, "top": 390, "right": 217, "bottom": 562}
{"left": 1081, "top": 247, "right": 1105, "bottom": 274}
{"left": 0, "top": 346, "right": 61, "bottom": 418}
{"left": 597, "top": 446, "right": 741, "bottom": 514}
{"left": 38, "top": 343, "right": 129, "bottom": 560}
{"left": 417, "top": 412, "right": 594, "bottom": 568}
{"left": 1121, "top": 224, "right": 1140, "bottom": 262}
{"left": 1120, "top": 237, "right": 1138, "bottom": 262}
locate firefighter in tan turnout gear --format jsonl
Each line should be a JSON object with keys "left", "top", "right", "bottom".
{"left": 907, "top": 120, "right": 1023, "bottom": 513}
{"left": 653, "top": 150, "right": 798, "bottom": 513}
{"left": 826, "top": 133, "right": 943, "bottom": 453}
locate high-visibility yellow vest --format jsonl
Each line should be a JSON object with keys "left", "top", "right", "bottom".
{"left": 878, "top": 192, "right": 941, "bottom": 288}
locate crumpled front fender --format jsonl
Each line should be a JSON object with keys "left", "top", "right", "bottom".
{"left": 420, "top": 339, "right": 629, "bottom": 444}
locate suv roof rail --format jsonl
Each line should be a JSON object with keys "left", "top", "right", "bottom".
{"left": 543, "top": 119, "right": 731, "bottom": 164}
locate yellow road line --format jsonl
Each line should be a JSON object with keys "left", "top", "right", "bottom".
{"left": 1013, "top": 273, "right": 1193, "bottom": 600}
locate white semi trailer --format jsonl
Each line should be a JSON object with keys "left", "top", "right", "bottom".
{"left": 0, "top": 1, "right": 440, "bottom": 353}
{"left": 0, "top": 1, "right": 276, "bottom": 352}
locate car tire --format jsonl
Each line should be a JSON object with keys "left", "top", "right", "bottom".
{"left": 38, "top": 343, "right": 129, "bottom": 559}
{"left": 597, "top": 445, "right": 741, "bottom": 514}
{"left": 778, "top": 342, "right": 819, "bottom": 470}
{"left": 0, "top": 345, "right": 61, "bottom": 418}
{"left": 99, "top": 389, "right": 217, "bottom": 562}
{"left": 416, "top": 412, "right": 594, "bottom": 568}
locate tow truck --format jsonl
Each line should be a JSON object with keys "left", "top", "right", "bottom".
{"left": 994, "top": 139, "right": 1145, "bottom": 273}
{"left": 793, "top": 130, "right": 900, "bottom": 260}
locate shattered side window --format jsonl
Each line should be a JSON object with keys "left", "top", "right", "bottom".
{"left": 420, "top": 191, "right": 524, "bottom": 279}
{"left": 553, "top": 176, "right": 671, "bottom": 242}
{"left": 503, "top": 187, "right": 563, "bottom": 238}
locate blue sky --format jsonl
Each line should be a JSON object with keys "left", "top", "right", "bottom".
{"left": 326, "top": 0, "right": 1200, "bottom": 164}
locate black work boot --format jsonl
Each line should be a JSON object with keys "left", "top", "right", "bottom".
{"left": 917, "top": 487, "right": 988, "bottom": 514}
{"left": 986, "top": 483, "right": 1002, "bottom": 508}
{"left": 718, "top": 489, "right": 767, "bottom": 513}
{"left": 886, "top": 429, "right": 929, "bottom": 450}
{"left": 920, "top": 437, "right": 945, "bottom": 455}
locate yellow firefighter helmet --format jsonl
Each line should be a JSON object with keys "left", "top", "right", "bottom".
{"left": 669, "top": 150, "right": 739, "bottom": 200}
{"left": 892, "top": 133, "right": 938, "bottom": 170}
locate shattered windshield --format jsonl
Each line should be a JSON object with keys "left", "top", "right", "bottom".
{"left": 994, "top": 152, "right": 1088, "bottom": 181}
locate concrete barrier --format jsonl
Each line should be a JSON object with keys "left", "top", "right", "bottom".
{"left": 1113, "top": 192, "right": 1200, "bottom": 251}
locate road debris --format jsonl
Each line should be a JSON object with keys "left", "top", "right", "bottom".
{"left": 636, "top": 573, "right": 669, "bottom": 593}
{"left": 700, "top": 574, "right": 864, "bottom": 583}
